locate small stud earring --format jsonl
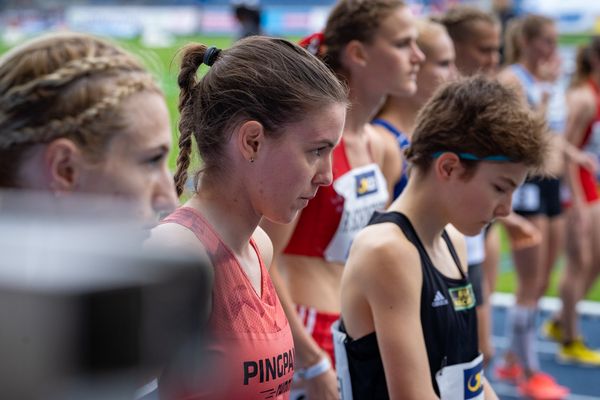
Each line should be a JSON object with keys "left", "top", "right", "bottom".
{"left": 250, "top": 157, "right": 255, "bottom": 163}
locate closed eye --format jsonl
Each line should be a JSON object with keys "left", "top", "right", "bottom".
{"left": 395, "top": 38, "right": 412, "bottom": 48}
{"left": 145, "top": 150, "right": 168, "bottom": 165}
{"left": 493, "top": 184, "right": 506, "bottom": 194}
{"left": 313, "top": 146, "right": 329, "bottom": 157}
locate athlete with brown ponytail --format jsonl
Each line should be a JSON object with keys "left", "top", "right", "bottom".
{"left": 149, "top": 36, "right": 348, "bottom": 399}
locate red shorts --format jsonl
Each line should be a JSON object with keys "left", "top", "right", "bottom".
{"left": 564, "top": 168, "right": 600, "bottom": 208}
{"left": 296, "top": 304, "right": 339, "bottom": 367}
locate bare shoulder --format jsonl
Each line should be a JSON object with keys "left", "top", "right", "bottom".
{"left": 567, "top": 85, "right": 596, "bottom": 119}
{"left": 346, "top": 222, "right": 421, "bottom": 289}
{"left": 496, "top": 66, "right": 518, "bottom": 84}
{"left": 373, "top": 124, "right": 401, "bottom": 156}
{"left": 146, "top": 222, "right": 210, "bottom": 262}
{"left": 252, "top": 225, "right": 274, "bottom": 270}
{"left": 370, "top": 122, "right": 395, "bottom": 144}
{"left": 365, "top": 123, "right": 390, "bottom": 164}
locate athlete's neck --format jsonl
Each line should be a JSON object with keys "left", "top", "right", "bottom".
{"left": 376, "top": 95, "right": 421, "bottom": 137}
{"left": 389, "top": 170, "right": 449, "bottom": 247}
{"left": 189, "top": 176, "right": 260, "bottom": 256}
{"left": 344, "top": 78, "right": 387, "bottom": 136}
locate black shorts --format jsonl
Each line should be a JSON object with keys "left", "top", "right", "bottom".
{"left": 512, "top": 177, "right": 562, "bottom": 218}
{"left": 468, "top": 262, "right": 484, "bottom": 306}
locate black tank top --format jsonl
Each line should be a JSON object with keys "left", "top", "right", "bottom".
{"left": 340, "top": 211, "right": 479, "bottom": 398}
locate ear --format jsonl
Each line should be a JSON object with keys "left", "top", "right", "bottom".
{"left": 236, "top": 120, "right": 266, "bottom": 162}
{"left": 343, "top": 40, "right": 369, "bottom": 68}
{"left": 44, "top": 138, "right": 83, "bottom": 193}
{"left": 433, "top": 152, "right": 464, "bottom": 181}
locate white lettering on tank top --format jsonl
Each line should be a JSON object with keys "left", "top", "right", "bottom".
{"left": 324, "top": 164, "right": 389, "bottom": 264}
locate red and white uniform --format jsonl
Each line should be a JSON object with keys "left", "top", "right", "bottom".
{"left": 284, "top": 138, "right": 388, "bottom": 263}
{"left": 283, "top": 138, "right": 388, "bottom": 363}
{"left": 162, "top": 207, "right": 294, "bottom": 400}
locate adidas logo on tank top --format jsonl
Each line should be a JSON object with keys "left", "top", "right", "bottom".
{"left": 432, "top": 290, "right": 449, "bottom": 307}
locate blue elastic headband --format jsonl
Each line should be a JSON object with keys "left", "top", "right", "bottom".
{"left": 431, "top": 151, "right": 511, "bottom": 162}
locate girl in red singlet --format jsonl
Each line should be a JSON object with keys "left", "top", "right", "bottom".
{"left": 261, "top": 1, "right": 424, "bottom": 399}
{"left": 149, "top": 36, "right": 348, "bottom": 400}
{"left": 545, "top": 37, "right": 600, "bottom": 366}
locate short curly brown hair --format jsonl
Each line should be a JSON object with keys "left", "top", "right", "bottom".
{"left": 405, "top": 75, "right": 548, "bottom": 176}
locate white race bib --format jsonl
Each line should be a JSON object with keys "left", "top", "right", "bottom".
{"left": 331, "top": 320, "right": 353, "bottom": 400}
{"left": 435, "top": 353, "right": 484, "bottom": 400}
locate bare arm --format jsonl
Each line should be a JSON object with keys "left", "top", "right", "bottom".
{"left": 260, "top": 218, "right": 339, "bottom": 399}
{"left": 483, "top": 376, "right": 499, "bottom": 400}
{"left": 563, "top": 87, "right": 597, "bottom": 206}
{"left": 497, "top": 212, "right": 542, "bottom": 250}
{"left": 347, "top": 228, "right": 439, "bottom": 399}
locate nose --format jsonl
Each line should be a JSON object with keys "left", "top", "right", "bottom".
{"left": 412, "top": 42, "right": 426, "bottom": 64}
{"left": 154, "top": 168, "right": 178, "bottom": 217}
{"left": 489, "top": 51, "right": 500, "bottom": 71}
{"left": 313, "top": 155, "right": 334, "bottom": 187}
{"left": 494, "top": 194, "right": 512, "bottom": 218}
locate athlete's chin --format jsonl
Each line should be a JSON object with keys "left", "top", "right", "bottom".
{"left": 265, "top": 209, "right": 300, "bottom": 225}
{"left": 455, "top": 222, "right": 488, "bottom": 237}
{"left": 394, "top": 81, "right": 417, "bottom": 96}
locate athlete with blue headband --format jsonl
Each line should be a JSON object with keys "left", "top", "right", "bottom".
{"left": 335, "top": 75, "right": 548, "bottom": 400}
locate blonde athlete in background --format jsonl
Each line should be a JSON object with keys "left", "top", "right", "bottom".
{"left": 260, "top": 1, "right": 423, "bottom": 398}
{"left": 496, "top": 14, "right": 594, "bottom": 398}
{"left": 0, "top": 32, "right": 177, "bottom": 224}
{"left": 543, "top": 37, "right": 600, "bottom": 366}
{"left": 336, "top": 75, "right": 547, "bottom": 400}
{"left": 149, "top": 36, "right": 347, "bottom": 399}
{"left": 373, "top": 18, "right": 457, "bottom": 197}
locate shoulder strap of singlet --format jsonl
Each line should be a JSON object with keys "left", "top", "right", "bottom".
{"left": 161, "top": 206, "right": 221, "bottom": 254}
{"left": 372, "top": 118, "right": 411, "bottom": 149}
{"left": 510, "top": 63, "right": 535, "bottom": 86}
{"left": 510, "top": 64, "right": 538, "bottom": 106}
{"left": 368, "top": 211, "right": 465, "bottom": 278}
{"left": 441, "top": 230, "right": 464, "bottom": 278}
{"left": 161, "top": 206, "right": 264, "bottom": 263}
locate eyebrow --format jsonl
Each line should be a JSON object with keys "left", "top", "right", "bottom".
{"left": 311, "top": 139, "right": 338, "bottom": 148}
{"left": 499, "top": 176, "right": 519, "bottom": 188}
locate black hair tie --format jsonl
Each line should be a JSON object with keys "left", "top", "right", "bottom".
{"left": 203, "top": 46, "right": 221, "bottom": 67}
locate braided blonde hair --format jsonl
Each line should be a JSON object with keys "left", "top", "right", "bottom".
{"left": 0, "top": 32, "right": 161, "bottom": 186}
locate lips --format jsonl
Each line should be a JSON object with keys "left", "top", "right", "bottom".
{"left": 299, "top": 192, "right": 317, "bottom": 201}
